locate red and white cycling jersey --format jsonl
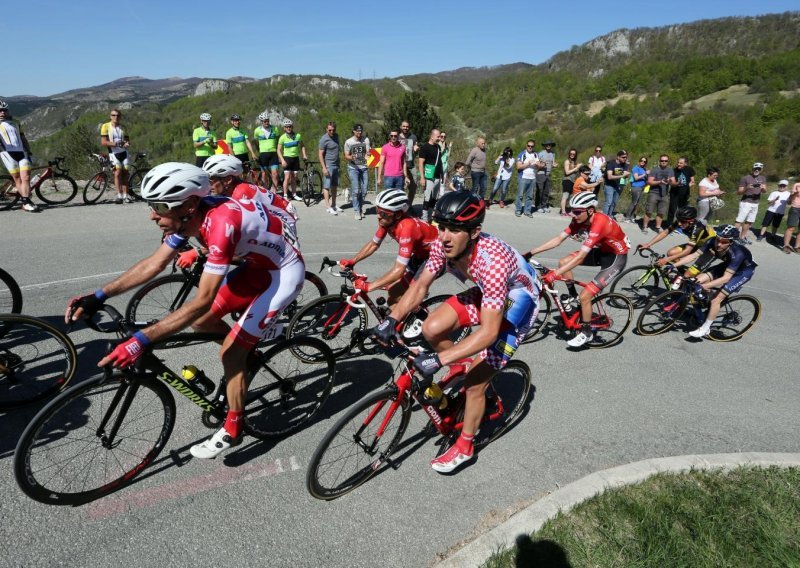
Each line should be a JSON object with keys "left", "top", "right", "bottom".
{"left": 564, "top": 211, "right": 630, "bottom": 255}
{"left": 373, "top": 216, "right": 438, "bottom": 266}
{"left": 231, "top": 182, "right": 299, "bottom": 244}
{"left": 425, "top": 232, "right": 539, "bottom": 311}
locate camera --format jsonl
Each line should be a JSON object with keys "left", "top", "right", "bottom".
{"left": 753, "top": 183, "right": 761, "bottom": 188}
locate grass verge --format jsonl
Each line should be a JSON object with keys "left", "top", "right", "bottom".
{"left": 482, "top": 466, "right": 800, "bottom": 568}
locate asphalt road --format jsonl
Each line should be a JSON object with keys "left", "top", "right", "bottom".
{"left": 2, "top": 196, "right": 798, "bottom": 568}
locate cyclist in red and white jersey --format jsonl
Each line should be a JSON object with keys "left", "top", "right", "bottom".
{"left": 339, "top": 188, "right": 438, "bottom": 308}
{"left": 66, "top": 163, "right": 305, "bottom": 460}
{"left": 524, "top": 192, "right": 629, "bottom": 347}
{"left": 374, "top": 192, "right": 540, "bottom": 473}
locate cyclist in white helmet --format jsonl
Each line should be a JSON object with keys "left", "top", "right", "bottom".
{"left": 66, "top": 162, "right": 305, "bottom": 460}
{"left": 192, "top": 112, "right": 218, "bottom": 167}
{"left": 339, "top": 188, "right": 438, "bottom": 308}
{"left": 254, "top": 112, "right": 281, "bottom": 190}
{"left": 0, "top": 100, "right": 39, "bottom": 212}
{"left": 277, "top": 117, "right": 307, "bottom": 202}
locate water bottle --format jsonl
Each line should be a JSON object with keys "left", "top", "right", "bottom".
{"left": 181, "top": 365, "right": 215, "bottom": 396}
{"left": 30, "top": 173, "right": 41, "bottom": 186}
{"left": 423, "top": 383, "right": 448, "bottom": 410}
{"left": 671, "top": 276, "right": 683, "bottom": 290}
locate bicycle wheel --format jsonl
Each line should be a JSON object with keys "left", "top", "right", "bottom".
{"left": 0, "top": 315, "right": 77, "bottom": 410}
{"left": 307, "top": 387, "right": 411, "bottom": 500}
{"left": 243, "top": 336, "right": 335, "bottom": 439}
{"left": 83, "top": 172, "right": 109, "bottom": 204}
{"left": 708, "top": 295, "right": 761, "bottom": 342}
{"left": 636, "top": 290, "right": 688, "bottom": 336}
{"left": 275, "top": 271, "right": 329, "bottom": 326}
{"left": 125, "top": 273, "right": 196, "bottom": 325}
{"left": 609, "top": 264, "right": 665, "bottom": 310}
{"left": 14, "top": 374, "right": 175, "bottom": 505}
{"left": 522, "top": 292, "right": 553, "bottom": 343}
{"left": 0, "top": 267, "right": 23, "bottom": 314}
{"left": 0, "top": 175, "right": 21, "bottom": 211}
{"left": 398, "top": 294, "right": 471, "bottom": 347}
{"left": 585, "top": 293, "right": 633, "bottom": 348}
{"left": 286, "top": 294, "right": 368, "bottom": 361}
{"left": 127, "top": 169, "right": 145, "bottom": 200}
{"left": 301, "top": 170, "right": 322, "bottom": 207}
{"left": 34, "top": 174, "right": 78, "bottom": 206}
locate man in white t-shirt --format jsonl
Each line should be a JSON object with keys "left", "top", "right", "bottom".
{"left": 514, "top": 140, "right": 542, "bottom": 217}
{"left": 757, "top": 179, "right": 791, "bottom": 243}
{"left": 587, "top": 145, "right": 606, "bottom": 195}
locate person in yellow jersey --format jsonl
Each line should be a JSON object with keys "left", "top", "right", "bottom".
{"left": 277, "top": 118, "right": 307, "bottom": 202}
{"left": 225, "top": 114, "right": 257, "bottom": 166}
{"left": 192, "top": 113, "right": 217, "bottom": 167}
{"left": 254, "top": 112, "right": 281, "bottom": 190}
{"left": 100, "top": 108, "right": 132, "bottom": 204}
{"left": 0, "top": 100, "right": 39, "bottom": 212}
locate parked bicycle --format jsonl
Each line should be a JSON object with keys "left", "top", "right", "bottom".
{"left": 609, "top": 248, "right": 677, "bottom": 309}
{"left": 14, "top": 305, "right": 336, "bottom": 505}
{"left": 523, "top": 260, "right": 633, "bottom": 348}
{"left": 286, "top": 257, "right": 468, "bottom": 361}
{"left": 0, "top": 157, "right": 78, "bottom": 210}
{"left": 0, "top": 267, "right": 23, "bottom": 314}
{"left": 84, "top": 152, "right": 149, "bottom": 204}
{"left": 306, "top": 338, "right": 531, "bottom": 500}
{"left": 636, "top": 278, "right": 760, "bottom": 341}
{"left": 299, "top": 159, "right": 322, "bottom": 207}
{"left": 0, "top": 314, "right": 77, "bottom": 410}
{"left": 126, "top": 151, "right": 152, "bottom": 198}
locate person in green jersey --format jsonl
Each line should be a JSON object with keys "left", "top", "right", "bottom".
{"left": 225, "top": 114, "right": 257, "bottom": 166}
{"left": 192, "top": 113, "right": 218, "bottom": 167}
{"left": 277, "top": 117, "right": 307, "bottom": 202}
{"left": 254, "top": 112, "right": 281, "bottom": 190}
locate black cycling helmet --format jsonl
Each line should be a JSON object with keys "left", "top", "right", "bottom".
{"left": 433, "top": 191, "right": 486, "bottom": 229}
{"left": 676, "top": 206, "right": 697, "bottom": 221}
{"left": 230, "top": 114, "right": 241, "bottom": 121}
{"left": 714, "top": 224, "right": 740, "bottom": 240}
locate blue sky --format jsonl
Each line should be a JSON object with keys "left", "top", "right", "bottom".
{"left": 7, "top": 0, "right": 797, "bottom": 97}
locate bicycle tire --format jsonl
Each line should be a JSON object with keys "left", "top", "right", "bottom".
{"left": 636, "top": 290, "right": 688, "bottom": 336}
{"left": 127, "top": 169, "right": 145, "bottom": 200}
{"left": 242, "top": 336, "right": 336, "bottom": 439}
{"left": 522, "top": 292, "right": 553, "bottom": 343}
{"left": 125, "top": 273, "right": 197, "bottom": 325}
{"left": 0, "top": 314, "right": 77, "bottom": 410}
{"left": 307, "top": 387, "right": 411, "bottom": 500}
{"left": 301, "top": 169, "right": 322, "bottom": 207}
{"left": 609, "top": 264, "right": 666, "bottom": 310}
{"left": 707, "top": 294, "right": 761, "bottom": 342}
{"left": 285, "top": 294, "right": 368, "bottom": 361}
{"left": 0, "top": 175, "right": 21, "bottom": 211}
{"left": 0, "top": 267, "right": 23, "bottom": 314}
{"left": 14, "top": 373, "right": 175, "bottom": 505}
{"left": 395, "top": 294, "right": 471, "bottom": 349}
{"left": 34, "top": 174, "right": 78, "bottom": 206}
{"left": 585, "top": 293, "right": 633, "bottom": 348}
{"left": 83, "top": 172, "right": 109, "bottom": 204}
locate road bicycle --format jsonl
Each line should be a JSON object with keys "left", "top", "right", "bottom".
{"left": 124, "top": 252, "right": 328, "bottom": 332}
{"left": 126, "top": 151, "right": 152, "bottom": 199}
{"left": 636, "top": 278, "right": 760, "bottom": 341}
{"left": 84, "top": 152, "right": 149, "bottom": 204}
{"left": 285, "top": 257, "right": 468, "bottom": 361}
{"left": 0, "top": 267, "right": 23, "bottom": 314}
{"left": 306, "top": 339, "right": 531, "bottom": 500}
{"left": 0, "top": 157, "right": 78, "bottom": 210}
{"left": 14, "top": 305, "right": 336, "bottom": 505}
{"left": 299, "top": 159, "right": 322, "bottom": 207}
{"left": 609, "top": 247, "right": 676, "bottom": 309}
{"left": 523, "top": 260, "right": 633, "bottom": 348}
{"left": 0, "top": 314, "right": 77, "bottom": 410}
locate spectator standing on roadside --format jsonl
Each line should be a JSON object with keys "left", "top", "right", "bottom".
{"left": 642, "top": 155, "right": 675, "bottom": 233}
{"left": 192, "top": 113, "right": 217, "bottom": 168}
{"left": 560, "top": 148, "right": 581, "bottom": 216}
{"left": 439, "top": 131, "right": 452, "bottom": 186}
{"left": 781, "top": 182, "right": 800, "bottom": 253}
{"left": 254, "top": 113, "right": 281, "bottom": 190}
{"left": 535, "top": 140, "right": 556, "bottom": 213}
{"left": 101, "top": 108, "right": 132, "bottom": 204}
{"left": 757, "top": 179, "right": 791, "bottom": 243}
{"left": 573, "top": 165, "right": 600, "bottom": 195}
{"left": 514, "top": 140, "right": 540, "bottom": 217}
{"left": 318, "top": 121, "right": 342, "bottom": 215}
{"left": 587, "top": 145, "right": 606, "bottom": 196}
{"left": 665, "top": 156, "right": 695, "bottom": 226}
{"left": 417, "top": 128, "right": 444, "bottom": 222}
{"left": 399, "top": 120, "right": 419, "bottom": 206}
{"left": 735, "top": 162, "right": 768, "bottom": 245}
{"left": 603, "top": 150, "right": 630, "bottom": 217}
{"left": 465, "top": 137, "right": 488, "bottom": 199}
{"left": 225, "top": 114, "right": 257, "bottom": 167}
{"left": 624, "top": 156, "right": 649, "bottom": 223}
{"left": 377, "top": 129, "right": 409, "bottom": 190}
{"left": 344, "top": 124, "right": 371, "bottom": 220}
{"left": 277, "top": 118, "right": 307, "bottom": 202}
{"left": 696, "top": 167, "right": 724, "bottom": 226}
{"left": 489, "top": 147, "right": 515, "bottom": 208}
{"left": 0, "top": 101, "right": 39, "bottom": 212}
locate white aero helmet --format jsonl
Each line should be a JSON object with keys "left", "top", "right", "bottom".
{"left": 375, "top": 189, "right": 409, "bottom": 212}
{"left": 141, "top": 162, "right": 211, "bottom": 202}
{"left": 199, "top": 112, "right": 211, "bottom": 121}
{"left": 752, "top": 162, "right": 764, "bottom": 169}
{"left": 202, "top": 154, "right": 243, "bottom": 178}
{"left": 569, "top": 192, "right": 598, "bottom": 209}
{"left": 258, "top": 112, "right": 270, "bottom": 121}
{"left": 281, "top": 117, "right": 293, "bottom": 127}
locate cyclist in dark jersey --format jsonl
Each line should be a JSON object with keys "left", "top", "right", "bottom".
{"left": 672, "top": 224, "right": 758, "bottom": 339}
{"left": 339, "top": 188, "right": 438, "bottom": 308}
{"left": 638, "top": 206, "right": 716, "bottom": 266}
{"left": 374, "top": 192, "right": 540, "bottom": 473}
{"left": 524, "top": 192, "right": 629, "bottom": 347}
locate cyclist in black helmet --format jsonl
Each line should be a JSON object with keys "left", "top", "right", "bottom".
{"left": 638, "top": 206, "right": 716, "bottom": 266}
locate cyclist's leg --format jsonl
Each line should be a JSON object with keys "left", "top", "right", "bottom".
{"left": 422, "top": 287, "right": 481, "bottom": 352}
{"left": 573, "top": 252, "right": 626, "bottom": 345}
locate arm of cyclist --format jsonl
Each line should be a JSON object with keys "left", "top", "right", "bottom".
{"left": 301, "top": 140, "right": 308, "bottom": 162}
{"left": 377, "top": 266, "right": 436, "bottom": 343}
{"left": 671, "top": 250, "right": 701, "bottom": 271}
{"left": 661, "top": 243, "right": 696, "bottom": 265}
{"left": 525, "top": 232, "right": 568, "bottom": 259}
{"left": 639, "top": 228, "right": 670, "bottom": 254}
{"left": 363, "top": 260, "right": 406, "bottom": 293}
{"left": 340, "top": 240, "right": 380, "bottom": 268}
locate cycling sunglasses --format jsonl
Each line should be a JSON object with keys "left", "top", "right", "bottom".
{"left": 148, "top": 200, "right": 187, "bottom": 215}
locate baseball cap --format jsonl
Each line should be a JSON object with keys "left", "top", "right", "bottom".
{"left": 352, "top": 124, "right": 363, "bottom": 132}
{"left": 779, "top": 179, "right": 789, "bottom": 186}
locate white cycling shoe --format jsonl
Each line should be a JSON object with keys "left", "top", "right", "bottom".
{"left": 190, "top": 427, "right": 242, "bottom": 459}
{"left": 567, "top": 331, "right": 593, "bottom": 348}
{"left": 688, "top": 325, "right": 711, "bottom": 338}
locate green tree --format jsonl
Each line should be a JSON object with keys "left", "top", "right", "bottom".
{"left": 380, "top": 92, "right": 441, "bottom": 142}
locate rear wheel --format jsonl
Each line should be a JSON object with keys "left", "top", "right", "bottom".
{"left": 0, "top": 175, "right": 21, "bottom": 211}
{"left": 636, "top": 290, "right": 688, "bottom": 336}
{"left": 83, "top": 172, "right": 109, "bottom": 204}
{"left": 609, "top": 265, "right": 665, "bottom": 310}
{"left": 285, "top": 295, "right": 368, "bottom": 361}
{"left": 708, "top": 294, "right": 761, "bottom": 342}
{"left": 301, "top": 170, "right": 322, "bottom": 207}
{"left": 125, "top": 273, "right": 196, "bottom": 325}
{"left": 34, "top": 174, "right": 78, "bottom": 206}
{"left": 0, "top": 267, "right": 23, "bottom": 314}
{"left": 585, "top": 293, "right": 633, "bottom": 348}
{"left": 127, "top": 169, "right": 145, "bottom": 200}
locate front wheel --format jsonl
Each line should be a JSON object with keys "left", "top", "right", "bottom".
{"left": 285, "top": 294, "right": 368, "bottom": 361}
{"left": 586, "top": 292, "right": 633, "bottom": 348}
{"left": 522, "top": 292, "right": 553, "bottom": 343}
{"left": 636, "top": 290, "right": 688, "bottom": 336}
{"left": 609, "top": 264, "right": 665, "bottom": 310}
{"left": 301, "top": 170, "right": 322, "bottom": 207}
{"left": 125, "top": 273, "right": 196, "bottom": 325}
{"left": 127, "top": 169, "right": 145, "bottom": 200}
{"left": 0, "top": 175, "right": 21, "bottom": 211}
{"left": 35, "top": 174, "right": 78, "bottom": 205}
{"left": 307, "top": 388, "right": 411, "bottom": 500}
{"left": 14, "top": 374, "right": 175, "bottom": 505}
{"left": 707, "top": 294, "right": 761, "bottom": 342}
{"left": 83, "top": 172, "right": 109, "bottom": 204}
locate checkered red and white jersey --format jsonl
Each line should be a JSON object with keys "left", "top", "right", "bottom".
{"left": 425, "top": 233, "right": 539, "bottom": 311}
